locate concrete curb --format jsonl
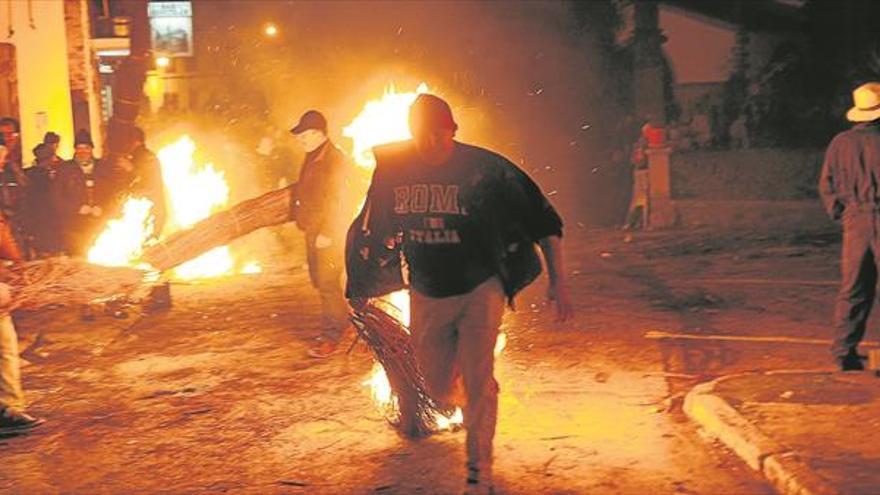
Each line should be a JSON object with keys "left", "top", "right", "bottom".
{"left": 683, "top": 373, "right": 839, "bottom": 495}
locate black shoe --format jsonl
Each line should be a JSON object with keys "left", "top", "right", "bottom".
{"left": 464, "top": 467, "right": 494, "bottom": 495}
{"left": 0, "top": 409, "right": 45, "bottom": 433}
{"left": 839, "top": 352, "right": 866, "bottom": 371}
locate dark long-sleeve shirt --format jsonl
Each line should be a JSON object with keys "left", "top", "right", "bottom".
{"left": 819, "top": 122, "right": 880, "bottom": 220}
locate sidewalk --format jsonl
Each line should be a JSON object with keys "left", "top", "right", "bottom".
{"left": 684, "top": 370, "right": 880, "bottom": 495}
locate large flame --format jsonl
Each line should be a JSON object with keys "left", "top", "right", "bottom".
{"left": 88, "top": 135, "right": 260, "bottom": 278}
{"left": 343, "top": 83, "right": 429, "bottom": 169}
{"left": 87, "top": 197, "right": 154, "bottom": 267}
{"left": 158, "top": 136, "right": 229, "bottom": 231}
{"left": 157, "top": 136, "right": 236, "bottom": 280}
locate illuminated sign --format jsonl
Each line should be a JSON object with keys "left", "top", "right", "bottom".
{"left": 148, "top": 1, "right": 193, "bottom": 57}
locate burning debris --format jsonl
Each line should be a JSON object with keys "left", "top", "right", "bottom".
{"left": 352, "top": 298, "right": 459, "bottom": 437}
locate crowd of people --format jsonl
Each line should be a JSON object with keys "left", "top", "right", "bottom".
{"left": 0, "top": 121, "right": 163, "bottom": 261}
{"left": 0, "top": 120, "right": 164, "bottom": 434}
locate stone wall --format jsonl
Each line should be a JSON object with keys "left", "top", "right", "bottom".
{"left": 671, "top": 148, "right": 824, "bottom": 201}
{"left": 648, "top": 148, "right": 830, "bottom": 230}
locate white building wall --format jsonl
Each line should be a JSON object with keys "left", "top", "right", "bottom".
{"left": 0, "top": 0, "right": 75, "bottom": 163}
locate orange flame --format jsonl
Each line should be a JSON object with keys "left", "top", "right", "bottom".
{"left": 88, "top": 135, "right": 261, "bottom": 277}
{"left": 343, "top": 83, "right": 429, "bottom": 169}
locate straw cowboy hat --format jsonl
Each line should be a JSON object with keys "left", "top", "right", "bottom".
{"left": 847, "top": 82, "right": 880, "bottom": 122}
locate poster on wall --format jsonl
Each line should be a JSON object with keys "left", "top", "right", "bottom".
{"left": 148, "top": 1, "right": 193, "bottom": 57}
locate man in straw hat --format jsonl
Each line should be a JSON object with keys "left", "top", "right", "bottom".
{"left": 346, "top": 93, "right": 573, "bottom": 494}
{"left": 819, "top": 82, "right": 880, "bottom": 371}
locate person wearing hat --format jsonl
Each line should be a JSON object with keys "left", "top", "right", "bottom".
{"left": 23, "top": 143, "right": 64, "bottom": 256}
{"left": 42, "top": 132, "right": 63, "bottom": 165}
{"left": 345, "top": 93, "right": 573, "bottom": 494}
{"left": 63, "top": 129, "right": 112, "bottom": 255}
{"left": 289, "top": 110, "right": 358, "bottom": 358}
{"left": 820, "top": 82, "right": 880, "bottom": 371}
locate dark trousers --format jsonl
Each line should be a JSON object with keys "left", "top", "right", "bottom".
{"left": 833, "top": 212, "right": 880, "bottom": 359}
{"left": 305, "top": 232, "right": 350, "bottom": 342}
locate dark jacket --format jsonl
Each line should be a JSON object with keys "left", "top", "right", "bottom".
{"left": 345, "top": 140, "right": 562, "bottom": 303}
{"left": 293, "top": 141, "right": 356, "bottom": 240}
{"left": 819, "top": 121, "right": 880, "bottom": 220}
{"left": 60, "top": 157, "right": 115, "bottom": 254}
{"left": 24, "top": 164, "right": 63, "bottom": 254}
{"left": 0, "top": 162, "right": 26, "bottom": 216}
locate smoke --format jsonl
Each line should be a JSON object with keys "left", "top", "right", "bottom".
{"left": 177, "top": 0, "right": 622, "bottom": 226}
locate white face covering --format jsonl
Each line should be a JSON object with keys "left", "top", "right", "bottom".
{"left": 296, "top": 129, "right": 328, "bottom": 153}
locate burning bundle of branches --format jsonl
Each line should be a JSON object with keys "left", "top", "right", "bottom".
{"left": 140, "top": 186, "right": 293, "bottom": 272}
{"left": 352, "top": 299, "right": 457, "bottom": 437}
{"left": 0, "top": 257, "right": 147, "bottom": 312}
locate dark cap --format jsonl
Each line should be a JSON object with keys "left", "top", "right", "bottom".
{"left": 43, "top": 132, "right": 60, "bottom": 144}
{"left": 290, "top": 110, "right": 328, "bottom": 135}
{"left": 409, "top": 94, "right": 458, "bottom": 133}
{"left": 74, "top": 129, "right": 94, "bottom": 147}
{"left": 33, "top": 143, "right": 53, "bottom": 161}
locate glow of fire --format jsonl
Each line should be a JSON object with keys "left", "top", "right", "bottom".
{"left": 87, "top": 197, "right": 155, "bottom": 267}
{"left": 342, "top": 82, "right": 429, "bottom": 169}
{"left": 385, "top": 289, "right": 411, "bottom": 328}
{"left": 363, "top": 289, "right": 506, "bottom": 432}
{"left": 240, "top": 261, "right": 262, "bottom": 274}
{"left": 158, "top": 136, "right": 229, "bottom": 230}
{"left": 88, "top": 135, "right": 260, "bottom": 280}
{"left": 158, "top": 136, "right": 234, "bottom": 280}
{"left": 362, "top": 362, "right": 395, "bottom": 407}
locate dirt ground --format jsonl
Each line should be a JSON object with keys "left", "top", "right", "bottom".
{"left": 0, "top": 222, "right": 846, "bottom": 494}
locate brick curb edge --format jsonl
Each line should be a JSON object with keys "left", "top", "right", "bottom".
{"left": 683, "top": 373, "right": 839, "bottom": 495}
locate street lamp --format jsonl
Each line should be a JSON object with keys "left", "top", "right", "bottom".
{"left": 155, "top": 55, "right": 171, "bottom": 69}
{"left": 264, "top": 23, "right": 278, "bottom": 37}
